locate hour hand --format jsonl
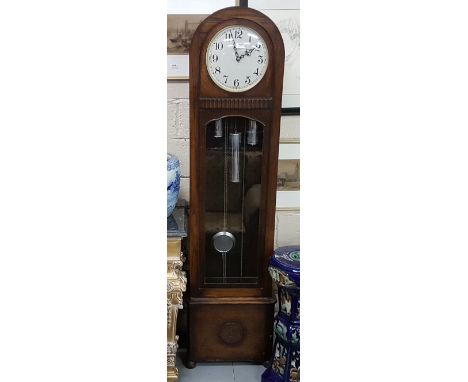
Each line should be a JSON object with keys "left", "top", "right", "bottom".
{"left": 232, "top": 38, "right": 240, "bottom": 61}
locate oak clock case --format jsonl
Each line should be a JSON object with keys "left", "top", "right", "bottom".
{"left": 188, "top": 7, "right": 284, "bottom": 366}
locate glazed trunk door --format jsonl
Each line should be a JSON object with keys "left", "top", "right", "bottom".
{"left": 201, "top": 116, "right": 266, "bottom": 289}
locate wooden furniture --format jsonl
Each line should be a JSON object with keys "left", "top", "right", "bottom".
{"left": 262, "top": 246, "right": 300, "bottom": 382}
{"left": 167, "top": 204, "right": 188, "bottom": 381}
{"left": 188, "top": 6, "right": 285, "bottom": 365}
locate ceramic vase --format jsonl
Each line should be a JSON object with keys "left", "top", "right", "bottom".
{"left": 167, "top": 153, "right": 180, "bottom": 217}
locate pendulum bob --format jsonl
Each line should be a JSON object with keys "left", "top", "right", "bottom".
{"left": 229, "top": 132, "right": 241, "bottom": 183}
{"left": 212, "top": 231, "right": 236, "bottom": 253}
{"left": 247, "top": 119, "right": 258, "bottom": 146}
{"left": 212, "top": 231, "right": 236, "bottom": 284}
{"left": 214, "top": 118, "right": 223, "bottom": 138}
{"left": 204, "top": 214, "right": 243, "bottom": 283}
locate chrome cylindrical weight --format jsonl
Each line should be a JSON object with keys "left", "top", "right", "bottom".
{"left": 229, "top": 132, "right": 241, "bottom": 183}
{"left": 214, "top": 118, "right": 223, "bottom": 138}
{"left": 247, "top": 119, "right": 257, "bottom": 146}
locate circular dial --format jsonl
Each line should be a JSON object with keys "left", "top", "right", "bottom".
{"left": 206, "top": 25, "right": 269, "bottom": 92}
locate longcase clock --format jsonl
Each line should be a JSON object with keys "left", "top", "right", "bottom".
{"left": 188, "top": 6, "right": 285, "bottom": 365}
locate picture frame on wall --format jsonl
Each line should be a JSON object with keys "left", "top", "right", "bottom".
{"left": 245, "top": 1, "right": 300, "bottom": 114}
{"left": 279, "top": 115, "right": 300, "bottom": 144}
{"left": 167, "top": 55, "right": 190, "bottom": 80}
{"left": 167, "top": 0, "right": 239, "bottom": 14}
{"left": 263, "top": 9, "right": 300, "bottom": 112}
{"left": 167, "top": 14, "right": 207, "bottom": 80}
{"left": 167, "top": 0, "right": 241, "bottom": 80}
{"left": 276, "top": 143, "right": 300, "bottom": 210}
{"left": 248, "top": 0, "right": 300, "bottom": 8}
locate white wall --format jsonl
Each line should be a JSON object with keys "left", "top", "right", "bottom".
{"left": 167, "top": 81, "right": 300, "bottom": 246}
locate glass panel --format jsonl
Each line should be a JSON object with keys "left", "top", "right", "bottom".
{"left": 204, "top": 117, "right": 264, "bottom": 287}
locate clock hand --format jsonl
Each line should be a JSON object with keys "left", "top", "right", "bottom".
{"left": 232, "top": 38, "right": 241, "bottom": 62}
{"left": 237, "top": 47, "right": 256, "bottom": 61}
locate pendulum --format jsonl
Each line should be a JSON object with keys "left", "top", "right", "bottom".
{"left": 212, "top": 231, "right": 236, "bottom": 283}
{"left": 211, "top": 117, "right": 237, "bottom": 283}
{"left": 214, "top": 118, "right": 223, "bottom": 138}
{"left": 247, "top": 119, "right": 257, "bottom": 146}
{"left": 229, "top": 131, "right": 241, "bottom": 183}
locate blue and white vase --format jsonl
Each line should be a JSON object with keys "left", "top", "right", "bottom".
{"left": 167, "top": 153, "right": 180, "bottom": 217}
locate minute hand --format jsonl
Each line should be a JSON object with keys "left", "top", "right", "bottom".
{"left": 232, "top": 38, "right": 241, "bottom": 61}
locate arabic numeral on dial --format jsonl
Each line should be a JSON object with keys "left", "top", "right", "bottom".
{"left": 233, "top": 79, "right": 239, "bottom": 87}
{"left": 210, "top": 54, "right": 218, "bottom": 63}
{"left": 235, "top": 29, "right": 243, "bottom": 39}
{"left": 214, "top": 66, "right": 221, "bottom": 74}
{"left": 253, "top": 68, "right": 259, "bottom": 76}
{"left": 223, "top": 75, "right": 229, "bottom": 84}
{"left": 257, "top": 56, "right": 264, "bottom": 64}
{"left": 225, "top": 30, "right": 233, "bottom": 39}
{"left": 215, "top": 42, "right": 223, "bottom": 50}
{"left": 245, "top": 76, "right": 251, "bottom": 84}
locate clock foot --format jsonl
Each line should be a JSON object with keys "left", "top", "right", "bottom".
{"left": 185, "top": 360, "right": 197, "bottom": 369}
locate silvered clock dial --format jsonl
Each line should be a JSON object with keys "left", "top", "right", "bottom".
{"left": 206, "top": 25, "right": 269, "bottom": 92}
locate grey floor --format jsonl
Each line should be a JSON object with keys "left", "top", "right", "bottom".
{"left": 176, "top": 352, "right": 266, "bottom": 382}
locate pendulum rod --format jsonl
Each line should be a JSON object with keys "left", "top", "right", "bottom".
{"left": 223, "top": 118, "right": 228, "bottom": 230}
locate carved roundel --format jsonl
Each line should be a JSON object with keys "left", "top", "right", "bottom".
{"left": 218, "top": 321, "right": 244, "bottom": 346}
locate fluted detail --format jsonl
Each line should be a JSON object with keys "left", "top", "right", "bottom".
{"left": 200, "top": 97, "right": 273, "bottom": 109}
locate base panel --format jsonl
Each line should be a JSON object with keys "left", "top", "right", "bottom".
{"left": 188, "top": 298, "right": 274, "bottom": 362}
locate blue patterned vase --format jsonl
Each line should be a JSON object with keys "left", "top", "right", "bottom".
{"left": 167, "top": 153, "right": 180, "bottom": 217}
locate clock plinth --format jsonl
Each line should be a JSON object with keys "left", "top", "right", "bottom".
{"left": 189, "top": 297, "right": 275, "bottom": 362}
{"left": 188, "top": 7, "right": 284, "bottom": 364}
